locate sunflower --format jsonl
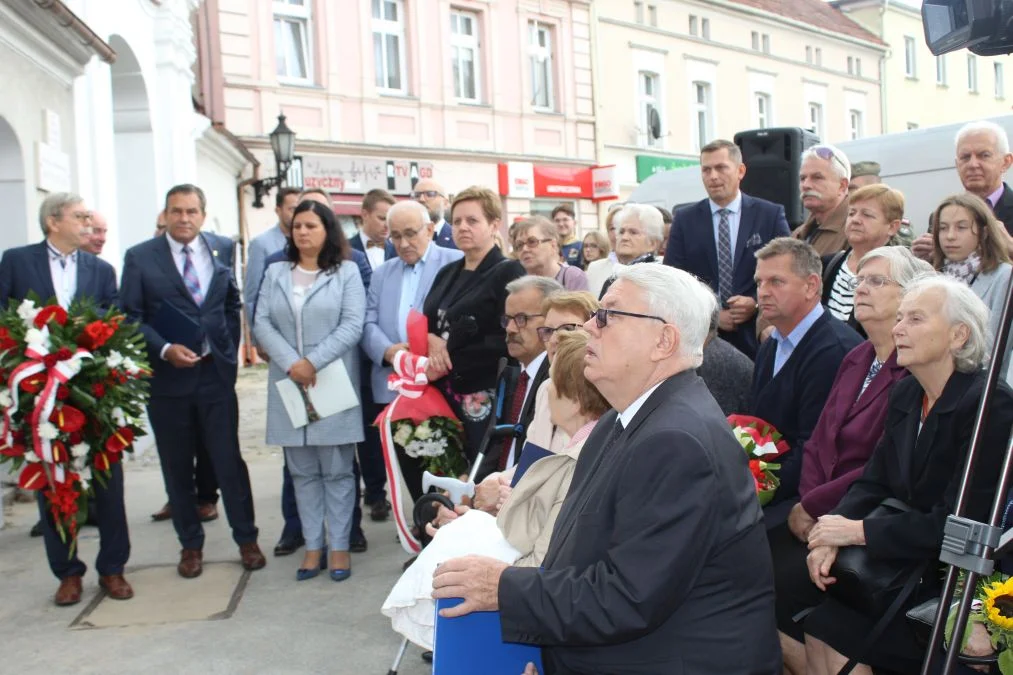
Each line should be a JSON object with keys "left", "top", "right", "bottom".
{"left": 983, "top": 577, "right": 1013, "bottom": 631}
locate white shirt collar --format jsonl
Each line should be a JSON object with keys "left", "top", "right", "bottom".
{"left": 166, "top": 233, "right": 205, "bottom": 256}
{"left": 617, "top": 381, "right": 664, "bottom": 429}
{"left": 709, "top": 191, "right": 742, "bottom": 216}
{"left": 522, "top": 350, "right": 547, "bottom": 380}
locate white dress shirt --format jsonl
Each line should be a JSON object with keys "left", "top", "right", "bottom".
{"left": 710, "top": 191, "right": 743, "bottom": 259}
{"left": 397, "top": 242, "right": 431, "bottom": 343}
{"left": 160, "top": 234, "right": 214, "bottom": 359}
{"left": 46, "top": 242, "right": 77, "bottom": 309}
{"left": 617, "top": 381, "right": 664, "bottom": 430}
{"left": 506, "top": 350, "right": 548, "bottom": 469}
{"left": 358, "top": 230, "right": 387, "bottom": 271}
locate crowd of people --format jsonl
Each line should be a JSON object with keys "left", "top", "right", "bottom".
{"left": 2, "top": 115, "right": 1012, "bottom": 675}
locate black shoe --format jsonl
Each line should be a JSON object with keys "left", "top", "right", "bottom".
{"left": 30, "top": 520, "right": 43, "bottom": 538}
{"left": 422, "top": 651, "right": 433, "bottom": 663}
{"left": 273, "top": 534, "right": 305, "bottom": 557}
{"left": 368, "top": 499, "right": 391, "bottom": 522}
{"left": 350, "top": 531, "right": 368, "bottom": 553}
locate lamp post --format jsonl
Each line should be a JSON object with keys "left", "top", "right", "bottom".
{"left": 251, "top": 114, "right": 296, "bottom": 208}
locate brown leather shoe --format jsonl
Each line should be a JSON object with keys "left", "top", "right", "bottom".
{"left": 197, "top": 502, "right": 218, "bottom": 522}
{"left": 150, "top": 502, "right": 172, "bottom": 522}
{"left": 54, "top": 575, "right": 83, "bottom": 606}
{"left": 239, "top": 542, "right": 266, "bottom": 571}
{"left": 99, "top": 574, "right": 134, "bottom": 600}
{"left": 178, "top": 548, "right": 203, "bottom": 579}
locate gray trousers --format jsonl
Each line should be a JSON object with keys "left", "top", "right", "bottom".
{"left": 284, "top": 444, "right": 355, "bottom": 551}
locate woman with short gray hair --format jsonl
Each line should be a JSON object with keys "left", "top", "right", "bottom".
{"left": 588, "top": 204, "right": 664, "bottom": 299}
{"left": 794, "top": 274, "right": 1012, "bottom": 675}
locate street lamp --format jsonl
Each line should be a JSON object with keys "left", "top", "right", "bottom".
{"left": 251, "top": 114, "right": 297, "bottom": 208}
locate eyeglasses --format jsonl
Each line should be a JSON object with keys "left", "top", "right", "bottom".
{"left": 811, "top": 146, "right": 850, "bottom": 177}
{"left": 389, "top": 229, "right": 422, "bottom": 242}
{"left": 593, "top": 308, "right": 666, "bottom": 329}
{"left": 847, "top": 274, "right": 898, "bottom": 291}
{"left": 67, "top": 211, "right": 92, "bottom": 222}
{"left": 515, "top": 237, "right": 553, "bottom": 250}
{"left": 535, "top": 323, "right": 582, "bottom": 342}
{"left": 500, "top": 313, "right": 545, "bottom": 329}
{"left": 410, "top": 190, "right": 444, "bottom": 200}
{"left": 584, "top": 243, "right": 600, "bottom": 250}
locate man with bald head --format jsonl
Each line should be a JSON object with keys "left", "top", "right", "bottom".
{"left": 82, "top": 211, "right": 108, "bottom": 255}
{"left": 411, "top": 178, "right": 456, "bottom": 249}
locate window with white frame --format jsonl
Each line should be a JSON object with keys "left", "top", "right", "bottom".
{"left": 996, "top": 62, "right": 1005, "bottom": 98}
{"left": 808, "top": 102, "right": 824, "bottom": 138}
{"left": 754, "top": 93, "right": 772, "bottom": 128}
{"left": 805, "top": 45, "right": 813, "bottom": 64}
{"left": 814, "top": 47, "right": 822, "bottom": 66}
{"left": 936, "top": 55, "right": 947, "bottom": 85}
{"left": 692, "top": 81, "right": 712, "bottom": 151}
{"left": 529, "top": 22, "right": 555, "bottom": 110}
{"left": 856, "top": 58, "right": 862, "bottom": 76}
{"left": 450, "top": 10, "right": 480, "bottom": 102}
{"left": 904, "top": 36, "right": 917, "bottom": 77}
{"left": 847, "top": 56, "right": 854, "bottom": 74}
{"left": 647, "top": 3, "right": 657, "bottom": 26}
{"left": 689, "top": 15, "right": 698, "bottom": 36}
{"left": 762, "top": 34, "right": 770, "bottom": 53}
{"left": 274, "top": 0, "right": 312, "bottom": 82}
{"left": 849, "top": 109, "right": 864, "bottom": 139}
{"left": 968, "top": 54, "right": 978, "bottom": 92}
{"left": 372, "top": 0, "right": 406, "bottom": 93}
{"left": 634, "top": 1, "right": 644, "bottom": 23}
{"left": 751, "top": 31, "right": 759, "bottom": 50}
{"left": 639, "top": 71, "right": 661, "bottom": 147}
{"left": 702, "top": 18, "right": 710, "bottom": 40}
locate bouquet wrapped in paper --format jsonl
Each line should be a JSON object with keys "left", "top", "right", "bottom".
{"left": 0, "top": 296, "right": 150, "bottom": 551}
{"left": 727, "top": 414, "right": 790, "bottom": 506}
{"left": 374, "top": 309, "right": 465, "bottom": 553}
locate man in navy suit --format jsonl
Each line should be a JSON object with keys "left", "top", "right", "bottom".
{"left": 664, "top": 139, "right": 791, "bottom": 359}
{"left": 120, "top": 184, "right": 265, "bottom": 579}
{"left": 750, "top": 237, "right": 862, "bottom": 521}
{"left": 0, "top": 192, "right": 129, "bottom": 607}
{"left": 411, "top": 178, "right": 456, "bottom": 249}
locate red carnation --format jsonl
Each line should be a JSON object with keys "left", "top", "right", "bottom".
{"left": 33, "top": 305, "right": 68, "bottom": 329}
{"left": 0, "top": 327, "right": 16, "bottom": 353}
{"left": 78, "top": 320, "right": 116, "bottom": 350}
{"left": 56, "top": 385, "right": 70, "bottom": 401}
{"left": 92, "top": 382, "right": 105, "bottom": 398}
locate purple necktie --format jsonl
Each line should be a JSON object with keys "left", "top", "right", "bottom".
{"left": 182, "top": 245, "right": 204, "bottom": 305}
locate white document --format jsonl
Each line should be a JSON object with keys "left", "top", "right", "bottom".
{"left": 275, "top": 359, "right": 360, "bottom": 428}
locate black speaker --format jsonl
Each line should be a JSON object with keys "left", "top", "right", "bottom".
{"left": 734, "top": 127, "right": 820, "bottom": 227}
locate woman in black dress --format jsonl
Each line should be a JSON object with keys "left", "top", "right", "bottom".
{"left": 422, "top": 186, "right": 524, "bottom": 460}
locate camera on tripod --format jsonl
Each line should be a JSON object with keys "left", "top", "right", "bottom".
{"left": 923, "top": 0, "right": 1013, "bottom": 55}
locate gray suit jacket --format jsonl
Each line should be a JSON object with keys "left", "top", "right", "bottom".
{"left": 497, "top": 371, "right": 780, "bottom": 675}
{"left": 360, "top": 244, "right": 463, "bottom": 402}
{"left": 253, "top": 259, "right": 366, "bottom": 447}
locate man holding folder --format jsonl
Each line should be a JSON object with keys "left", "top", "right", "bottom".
{"left": 120, "top": 184, "right": 265, "bottom": 578}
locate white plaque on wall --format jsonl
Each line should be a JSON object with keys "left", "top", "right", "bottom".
{"left": 36, "top": 142, "right": 71, "bottom": 193}
{"left": 42, "top": 109, "right": 61, "bottom": 149}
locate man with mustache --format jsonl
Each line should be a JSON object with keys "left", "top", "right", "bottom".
{"left": 793, "top": 144, "right": 851, "bottom": 256}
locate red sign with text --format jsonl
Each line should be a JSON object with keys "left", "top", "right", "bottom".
{"left": 498, "top": 162, "right": 619, "bottom": 202}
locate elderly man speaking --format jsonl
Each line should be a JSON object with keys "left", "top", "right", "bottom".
{"left": 432, "top": 264, "right": 780, "bottom": 674}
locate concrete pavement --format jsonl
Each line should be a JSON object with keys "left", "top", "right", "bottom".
{"left": 0, "top": 367, "right": 431, "bottom": 675}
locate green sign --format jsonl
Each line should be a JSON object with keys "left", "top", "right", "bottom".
{"left": 635, "top": 155, "right": 699, "bottom": 183}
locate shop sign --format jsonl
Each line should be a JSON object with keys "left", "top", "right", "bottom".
{"left": 300, "top": 155, "right": 434, "bottom": 195}
{"left": 635, "top": 155, "right": 699, "bottom": 183}
{"left": 590, "top": 165, "right": 620, "bottom": 202}
{"left": 498, "top": 161, "right": 535, "bottom": 199}
{"left": 498, "top": 162, "right": 619, "bottom": 201}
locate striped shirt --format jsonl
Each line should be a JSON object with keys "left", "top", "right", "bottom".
{"left": 828, "top": 262, "right": 855, "bottom": 322}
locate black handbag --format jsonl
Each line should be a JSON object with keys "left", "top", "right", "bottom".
{"left": 828, "top": 497, "right": 923, "bottom": 615}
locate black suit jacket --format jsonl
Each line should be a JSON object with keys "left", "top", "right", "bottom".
{"left": 348, "top": 231, "right": 397, "bottom": 263}
{"left": 994, "top": 183, "right": 1013, "bottom": 236}
{"left": 476, "top": 355, "right": 550, "bottom": 479}
{"left": 498, "top": 372, "right": 780, "bottom": 675}
{"left": 120, "top": 234, "right": 241, "bottom": 396}
{"left": 834, "top": 372, "right": 1013, "bottom": 561}
{"left": 422, "top": 247, "right": 525, "bottom": 394}
{"left": 664, "top": 193, "right": 790, "bottom": 358}
{"left": 204, "top": 232, "right": 235, "bottom": 269}
{"left": 0, "top": 242, "right": 117, "bottom": 310}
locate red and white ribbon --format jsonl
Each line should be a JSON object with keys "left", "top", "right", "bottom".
{"left": 387, "top": 350, "right": 429, "bottom": 399}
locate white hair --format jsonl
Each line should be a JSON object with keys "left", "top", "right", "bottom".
{"left": 385, "top": 199, "right": 431, "bottom": 228}
{"left": 613, "top": 263, "right": 716, "bottom": 368}
{"left": 801, "top": 144, "right": 852, "bottom": 182}
{"left": 505, "top": 274, "right": 564, "bottom": 299}
{"left": 858, "top": 246, "right": 935, "bottom": 288}
{"left": 955, "top": 120, "right": 1011, "bottom": 155}
{"left": 614, "top": 204, "right": 664, "bottom": 243}
{"left": 39, "top": 192, "right": 84, "bottom": 235}
{"left": 903, "top": 275, "right": 991, "bottom": 373}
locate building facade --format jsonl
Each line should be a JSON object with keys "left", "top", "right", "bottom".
{"left": 833, "top": 0, "right": 1012, "bottom": 135}
{"left": 594, "top": 0, "right": 885, "bottom": 199}
{"left": 195, "top": 0, "right": 606, "bottom": 241}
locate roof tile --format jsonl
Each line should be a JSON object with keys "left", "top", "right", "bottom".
{"left": 727, "top": 0, "right": 886, "bottom": 45}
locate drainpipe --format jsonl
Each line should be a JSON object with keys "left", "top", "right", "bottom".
{"left": 236, "top": 170, "right": 261, "bottom": 366}
{"left": 879, "top": 0, "right": 890, "bottom": 135}
{"left": 32, "top": 0, "right": 116, "bottom": 63}
{"left": 588, "top": 1, "right": 606, "bottom": 225}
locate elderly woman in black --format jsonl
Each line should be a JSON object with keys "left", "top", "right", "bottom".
{"left": 795, "top": 275, "right": 1013, "bottom": 675}
{"left": 422, "top": 186, "right": 525, "bottom": 458}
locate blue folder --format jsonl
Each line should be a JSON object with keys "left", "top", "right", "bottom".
{"left": 433, "top": 598, "right": 543, "bottom": 674}
{"left": 151, "top": 301, "right": 202, "bottom": 353}
{"left": 510, "top": 442, "right": 552, "bottom": 488}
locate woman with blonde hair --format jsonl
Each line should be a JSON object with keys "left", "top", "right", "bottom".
{"left": 581, "top": 230, "right": 610, "bottom": 266}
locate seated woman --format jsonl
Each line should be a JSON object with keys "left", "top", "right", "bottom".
{"left": 791, "top": 276, "right": 1013, "bottom": 675}
{"left": 427, "top": 330, "right": 609, "bottom": 566}
{"left": 512, "top": 216, "right": 589, "bottom": 291}
{"left": 773, "top": 246, "right": 933, "bottom": 674}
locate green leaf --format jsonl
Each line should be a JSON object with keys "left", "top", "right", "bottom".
{"left": 998, "top": 648, "right": 1013, "bottom": 675}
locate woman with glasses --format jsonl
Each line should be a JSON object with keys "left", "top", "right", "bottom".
{"left": 581, "top": 230, "right": 610, "bottom": 266}
{"left": 512, "top": 216, "right": 589, "bottom": 291}
{"left": 820, "top": 185, "right": 905, "bottom": 336}
{"left": 586, "top": 204, "right": 664, "bottom": 299}
{"left": 422, "top": 186, "right": 525, "bottom": 458}
{"left": 771, "top": 246, "right": 933, "bottom": 674}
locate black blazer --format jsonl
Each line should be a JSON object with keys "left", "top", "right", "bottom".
{"left": 348, "top": 231, "right": 397, "bottom": 262}
{"left": 422, "top": 246, "right": 524, "bottom": 394}
{"left": 994, "top": 183, "right": 1013, "bottom": 236}
{"left": 498, "top": 372, "right": 781, "bottom": 675}
{"left": 665, "top": 193, "right": 791, "bottom": 358}
{"left": 0, "top": 242, "right": 118, "bottom": 310}
{"left": 476, "top": 355, "right": 551, "bottom": 479}
{"left": 120, "top": 233, "right": 241, "bottom": 396}
{"left": 751, "top": 310, "right": 863, "bottom": 505}
{"left": 834, "top": 372, "right": 1013, "bottom": 561}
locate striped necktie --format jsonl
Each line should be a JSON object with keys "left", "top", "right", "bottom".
{"left": 181, "top": 245, "right": 204, "bottom": 305}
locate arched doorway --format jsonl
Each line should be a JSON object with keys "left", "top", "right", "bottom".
{"left": 0, "top": 118, "right": 28, "bottom": 251}
{"left": 109, "top": 35, "right": 157, "bottom": 254}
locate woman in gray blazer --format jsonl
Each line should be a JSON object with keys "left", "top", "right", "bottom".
{"left": 254, "top": 200, "right": 366, "bottom": 582}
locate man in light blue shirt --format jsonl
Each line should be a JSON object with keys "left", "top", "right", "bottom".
{"left": 770, "top": 303, "right": 824, "bottom": 377}
{"left": 244, "top": 187, "right": 300, "bottom": 321}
